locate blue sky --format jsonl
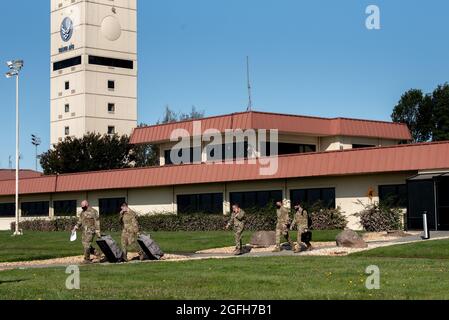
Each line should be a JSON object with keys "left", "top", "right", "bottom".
{"left": 1, "top": 0, "right": 449, "bottom": 170}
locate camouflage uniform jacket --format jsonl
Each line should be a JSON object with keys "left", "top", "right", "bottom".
{"left": 276, "top": 206, "right": 291, "bottom": 227}
{"left": 291, "top": 208, "right": 309, "bottom": 230}
{"left": 228, "top": 209, "right": 246, "bottom": 229}
{"left": 76, "top": 208, "right": 101, "bottom": 234}
{"left": 120, "top": 209, "right": 140, "bottom": 235}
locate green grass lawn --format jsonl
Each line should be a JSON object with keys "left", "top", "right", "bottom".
{"left": 0, "top": 230, "right": 341, "bottom": 263}
{"left": 3, "top": 231, "right": 447, "bottom": 300}
{"left": 352, "top": 239, "right": 449, "bottom": 259}
{"left": 1, "top": 255, "right": 449, "bottom": 300}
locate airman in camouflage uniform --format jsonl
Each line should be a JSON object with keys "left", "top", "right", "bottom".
{"left": 273, "top": 201, "right": 293, "bottom": 252}
{"left": 73, "top": 200, "right": 101, "bottom": 263}
{"left": 226, "top": 204, "right": 246, "bottom": 255}
{"left": 291, "top": 204, "right": 312, "bottom": 253}
{"left": 119, "top": 202, "right": 142, "bottom": 261}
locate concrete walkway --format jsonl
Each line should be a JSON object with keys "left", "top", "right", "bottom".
{"left": 1, "top": 231, "right": 449, "bottom": 271}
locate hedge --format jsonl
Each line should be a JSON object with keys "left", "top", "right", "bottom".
{"left": 11, "top": 214, "right": 278, "bottom": 233}
{"left": 309, "top": 207, "right": 348, "bottom": 230}
{"left": 11, "top": 203, "right": 350, "bottom": 233}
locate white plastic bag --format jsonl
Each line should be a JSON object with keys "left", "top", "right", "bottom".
{"left": 70, "top": 230, "right": 77, "bottom": 242}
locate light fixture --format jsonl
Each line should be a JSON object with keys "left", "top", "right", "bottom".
{"left": 5, "top": 70, "right": 18, "bottom": 78}
{"left": 6, "top": 60, "right": 24, "bottom": 71}
{"left": 5, "top": 59, "right": 24, "bottom": 236}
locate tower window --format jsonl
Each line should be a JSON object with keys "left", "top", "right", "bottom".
{"left": 108, "top": 80, "right": 115, "bottom": 90}
{"left": 53, "top": 56, "right": 82, "bottom": 71}
{"left": 64, "top": 104, "right": 70, "bottom": 113}
{"left": 88, "top": 56, "right": 133, "bottom": 70}
{"left": 64, "top": 127, "right": 70, "bottom": 136}
{"left": 108, "top": 126, "right": 116, "bottom": 135}
{"left": 65, "top": 81, "right": 70, "bottom": 90}
{"left": 108, "top": 103, "right": 115, "bottom": 113}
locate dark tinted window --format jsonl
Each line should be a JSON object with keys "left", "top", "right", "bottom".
{"left": 0, "top": 203, "right": 15, "bottom": 217}
{"left": 165, "top": 147, "right": 202, "bottom": 165}
{"left": 21, "top": 202, "right": 49, "bottom": 217}
{"left": 108, "top": 80, "right": 115, "bottom": 89}
{"left": 54, "top": 200, "right": 77, "bottom": 217}
{"left": 177, "top": 193, "right": 223, "bottom": 214}
{"left": 89, "top": 56, "right": 133, "bottom": 69}
{"left": 206, "top": 142, "right": 250, "bottom": 161}
{"left": 353, "top": 144, "right": 376, "bottom": 149}
{"left": 99, "top": 198, "right": 126, "bottom": 216}
{"left": 53, "top": 56, "right": 82, "bottom": 71}
{"left": 379, "top": 185, "right": 407, "bottom": 208}
{"left": 230, "top": 190, "right": 283, "bottom": 210}
{"left": 261, "top": 142, "right": 316, "bottom": 156}
{"left": 438, "top": 178, "right": 449, "bottom": 207}
{"left": 290, "top": 188, "right": 336, "bottom": 210}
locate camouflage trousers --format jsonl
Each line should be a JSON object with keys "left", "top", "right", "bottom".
{"left": 234, "top": 227, "right": 244, "bottom": 251}
{"left": 82, "top": 230, "right": 100, "bottom": 261}
{"left": 297, "top": 226, "right": 305, "bottom": 244}
{"left": 294, "top": 226, "right": 312, "bottom": 252}
{"left": 121, "top": 231, "right": 142, "bottom": 260}
{"left": 275, "top": 223, "right": 292, "bottom": 247}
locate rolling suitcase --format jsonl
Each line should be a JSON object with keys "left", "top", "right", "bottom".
{"left": 301, "top": 231, "right": 313, "bottom": 243}
{"left": 137, "top": 234, "right": 164, "bottom": 260}
{"left": 96, "top": 235, "right": 124, "bottom": 263}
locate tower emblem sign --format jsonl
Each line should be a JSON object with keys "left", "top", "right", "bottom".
{"left": 60, "top": 17, "right": 74, "bottom": 42}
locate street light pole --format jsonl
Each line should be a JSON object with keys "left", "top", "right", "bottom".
{"left": 15, "top": 73, "right": 20, "bottom": 236}
{"left": 5, "top": 60, "right": 24, "bottom": 236}
{"left": 31, "top": 135, "right": 42, "bottom": 172}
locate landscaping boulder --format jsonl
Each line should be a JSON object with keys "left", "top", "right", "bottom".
{"left": 250, "top": 231, "right": 276, "bottom": 247}
{"left": 336, "top": 230, "right": 368, "bottom": 248}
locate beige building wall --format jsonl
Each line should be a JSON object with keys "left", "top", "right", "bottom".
{"left": 158, "top": 133, "right": 402, "bottom": 166}
{"left": 286, "top": 172, "right": 413, "bottom": 229}
{"left": 50, "top": 0, "right": 137, "bottom": 145}
{"left": 320, "top": 136, "right": 401, "bottom": 151}
{"left": 0, "top": 171, "right": 416, "bottom": 231}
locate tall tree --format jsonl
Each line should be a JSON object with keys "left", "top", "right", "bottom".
{"left": 180, "top": 105, "right": 205, "bottom": 121}
{"left": 159, "top": 105, "right": 179, "bottom": 124}
{"left": 392, "top": 84, "right": 449, "bottom": 142}
{"left": 391, "top": 89, "right": 426, "bottom": 142}
{"left": 417, "top": 94, "right": 434, "bottom": 142}
{"left": 40, "top": 133, "right": 132, "bottom": 175}
{"left": 431, "top": 84, "right": 449, "bottom": 141}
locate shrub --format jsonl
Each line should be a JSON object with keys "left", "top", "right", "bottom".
{"left": 243, "top": 203, "right": 278, "bottom": 216}
{"left": 11, "top": 218, "right": 77, "bottom": 232}
{"left": 309, "top": 205, "right": 348, "bottom": 230}
{"left": 355, "top": 201, "right": 403, "bottom": 232}
{"left": 12, "top": 214, "right": 277, "bottom": 233}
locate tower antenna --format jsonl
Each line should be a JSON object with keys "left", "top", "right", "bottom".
{"left": 246, "top": 56, "right": 253, "bottom": 112}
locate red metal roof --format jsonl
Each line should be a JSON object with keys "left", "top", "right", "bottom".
{"left": 0, "top": 170, "right": 42, "bottom": 181}
{"left": 0, "top": 142, "right": 447, "bottom": 197}
{"left": 130, "top": 111, "right": 412, "bottom": 144}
